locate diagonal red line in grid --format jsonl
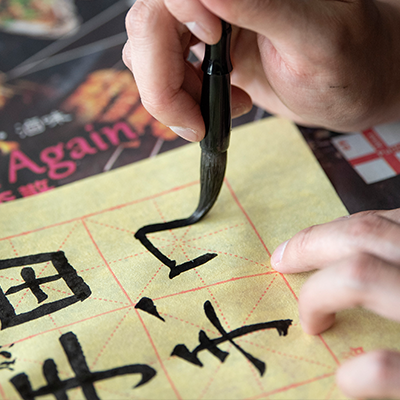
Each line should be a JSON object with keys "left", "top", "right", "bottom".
{"left": 197, "top": 361, "right": 223, "bottom": 400}
{"left": 0, "top": 383, "right": 6, "bottom": 400}
{"left": 49, "top": 220, "right": 134, "bottom": 306}
{"left": 247, "top": 358, "right": 265, "bottom": 393}
{"left": 57, "top": 220, "right": 81, "bottom": 251}
{"left": 152, "top": 199, "right": 202, "bottom": 244}
{"left": 224, "top": 178, "right": 271, "bottom": 258}
{"left": 147, "top": 235, "right": 176, "bottom": 244}
{"left": 134, "top": 242, "right": 180, "bottom": 303}
{"left": 0, "top": 180, "right": 200, "bottom": 243}
{"left": 183, "top": 243, "right": 269, "bottom": 268}
{"left": 0, "top": 275, "right": 22, "bottom": 283}
{"left": 238, "top": 337, "right": 335, "bottom": 370}
{"left": 108, "top": 252, "right": 147, "bottom": 265}
{"left": 135, "top": 260, "right": 162, "bottom": 302}
{"left": 183, "top": 223, "right": 245, "bottom": 243}
{"left": 246, "top": 371, "right": 336, "bottom": 399}
{"left": 14, "top": 357, "right": 44, "bottom": 367}
{"left": 12, "top": 286, "right": 34, "bottom": 311}
{"left": 135, "top": 308, "right": 182, "bottom": 400}
{"left": 154, "top": 199, "right": 182, "bottom": 245}
{"left": 84, "top": 218, "right": 137, "bottom": 235}
{"left": 317, "top": 334, "right": 340, "bottom": 365}
{"left": 12, "top": 221, "right": 82, "bottom": 310}
{"left": 167, "top": 240, "right": 251, "bottom": 385}
{"left": 10, "top": 220, "right": 82, "bottom": 312}
{"left": 8, "top": 305, "right": 134, "bottom": 346}
{"left": 161, "top": 312, "right": 219, "bottom": 337}
{"left": 90, "top": 308, "right": 131, "bottom": 369}
{"left": 9, "top": 239, "right": 18, "bottom": 256}
{"left": 23, "top": 221, "right": 80, "bottom": 288}
{"left": 153, "top": 271, "right": 278, "bottom": 302}
{"left": 37, "top": 282, "right": 130, "bottom": 307}
{"left": 241, "top": 274, "right": 278, "bottom": 326}
{"left": 324, "top": 380, "right": 338, "bottom": 399}
{"left": 225, "top": 178, "right": 341, "bottom": 367}
{"left": 0, "top": 171, "right": 343, "bottom": 396}
{"left": 178, "top": 225, "right": 193, "bottom": 241}
{"left": 81, "top": 219, "right": 134, "bottom": 307}
{"left": 200, "top": 340, "right": 265, "bottom": 396}
{"left": 47, "top": 312, "right": 62, "bottom": 335}
{"left": 154, "top": 199, "right": 168, "bottom": 223}
{"left": 178, "top": 242, "right": 232, "bottom": 331}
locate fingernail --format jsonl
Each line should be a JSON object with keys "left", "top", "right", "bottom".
{"left": 232, "top": 103, "right": 250, "bottom": 118}
{"left": 168, "top": 126, "right": 199, "bottom": 142}
{"left": 185, "top": 22, "right": 211, "bottom": 42}
{"left": 271, "top": 240, "right": 289, "bottom": 269}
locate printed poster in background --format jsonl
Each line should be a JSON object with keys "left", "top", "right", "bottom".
{"left": 0, "top": 0, "right": 80, "bottom": 39}
{"left": 0, "top": 0, "right": 128, "bottom": 73}
{"left": 299, "top": 124, "right": 400, "bottom": 214}
{"left": 0, "top": 43, "right": 189, "bottom": 203}
{"left": 332, "top": 122, "right": 400, "bottom": 184}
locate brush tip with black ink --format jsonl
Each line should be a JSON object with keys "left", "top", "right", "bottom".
{"left": 134, "top": 20, "right": 232, "bottom": 278}
{"left": 192, "top": 19, "right": 232, "bottom": 223}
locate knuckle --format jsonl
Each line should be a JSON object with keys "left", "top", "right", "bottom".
{"left": 141, "top": 85, "right": 177, "bottom": 116}
{"left": 140, "top": 89, "right": 183, "bottom": 127}
{"left": 343, "top": 253, "right": 377, "bottom": 289}
{"left": 229, "top": 0, "right": 274, "bottom": 24}
{"left": 294, "top": 225, "right": 317, "bottom": 256}
{"left": 121, "top": 45, "right": 131, "bottom": 69}
{"left": 346, "top": 213, "right": 385, "bottom": 239}
{"left": 125, "top": 0, "right": 159, "bottom": 38}
{"left": 164, "top": 0, "right": 183, "bottom": 15}
{"left": 139, "top": 97, "right": 160, "bottom": 119}
{"left": 367, "top": 350, "right": 397, "bottom": 385}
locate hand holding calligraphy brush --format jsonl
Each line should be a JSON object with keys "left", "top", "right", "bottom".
{"left": 135, "top": 21, "right": 232, "bottom": 270}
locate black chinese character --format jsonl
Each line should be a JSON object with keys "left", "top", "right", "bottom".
{"left": 171, "top": 300, "right": 292, "bottom": 376}
{"left": 0, "top": 344, "right": 15, "bottom": 371}
{"left": 135, "top": 297, "right": 165, "bottom": 322}
{"left": 0, "top": 251, "right": 91, "bottom": 329}
{"left": 135, "top": 220, "right": 217, "bottom": 279}
{"left": 10, "top": 332, "right": 156, "bottom": 400}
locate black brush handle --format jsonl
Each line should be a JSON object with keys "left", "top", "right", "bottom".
{"left": 134, "top": 21, "right": 233, "bottom": 269}
{"left": 200, "top": 20, "right": 232, "bottom": 154}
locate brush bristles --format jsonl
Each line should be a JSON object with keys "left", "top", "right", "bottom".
{"left": 189, "top": 150, "right": 227, "bottom": 224}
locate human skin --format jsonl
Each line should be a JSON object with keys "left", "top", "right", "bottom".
{"left": 271, "top": 210, "right": 400, "bottom": 399}
{"left": 123, "top": 1, "right": 400, "bottom": 398}
{"left": 123, "top": 0, "right": 400, "bottom": 142}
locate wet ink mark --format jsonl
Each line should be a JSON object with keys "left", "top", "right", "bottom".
{"left": 135, "top": 220, "right": 218, "bottom": 279}
{"left": 135, "top": 297, "right": 165, "bottom": 322}
{"left": 0, "top": 251, "right": 91, "bottom": 329}
{"left": 0, "top": 344, "right": 16, "bottom": 371}
{"left": 171, "top": 300, "right": 292, "bottom": 376}
{"left": 10, "top": 331, "right": 156, "bottom": 399}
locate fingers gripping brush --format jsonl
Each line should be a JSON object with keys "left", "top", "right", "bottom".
{"left": 135, "top": 21, "right": 232, "bottom": 278}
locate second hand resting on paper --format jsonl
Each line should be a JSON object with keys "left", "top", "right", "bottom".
{"left": 123, "top": 0, "right": 400, "bottom": 398}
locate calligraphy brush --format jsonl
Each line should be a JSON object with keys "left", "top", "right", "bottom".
{"left": 135, "top": 20, "right": 232, "bottom": 264}
{"left": 189, "top": 19, "right": 232, "bottom": 223}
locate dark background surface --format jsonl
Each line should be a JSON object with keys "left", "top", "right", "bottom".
{"left": 0, "top": 0, "right": 122, "bottom": 72}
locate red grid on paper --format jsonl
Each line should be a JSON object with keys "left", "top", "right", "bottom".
{"left": 0, "top": 178, "right": 341, "bottom": 400}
